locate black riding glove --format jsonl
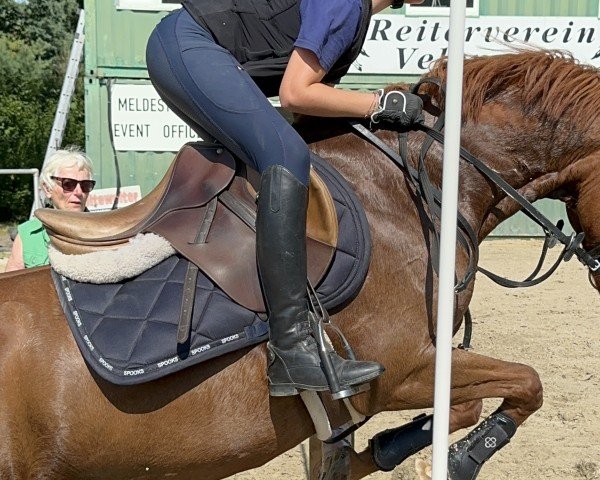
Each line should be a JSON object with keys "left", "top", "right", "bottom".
{"left": 370, "top": 90, "right": 424, "bottom": 131}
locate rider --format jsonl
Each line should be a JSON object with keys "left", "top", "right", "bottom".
{"left": 146, "top": 0, "right": 425, "bottom": 397}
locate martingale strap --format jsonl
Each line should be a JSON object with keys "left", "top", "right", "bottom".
{"left": 351, "top": 119, "right": 478, "bottom": 349}
{"left": 350, "top": 120, "right": 478, "bottom": 292}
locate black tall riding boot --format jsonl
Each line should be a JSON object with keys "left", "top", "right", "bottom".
{"left": 256, "top": 165, "right": 384, "bottom": 397}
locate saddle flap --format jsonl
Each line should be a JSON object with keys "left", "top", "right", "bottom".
{"left": 36, "top": 143, "right": 236, "bottom": 243}
{"left": 148, "top": 173, "right": 337, "bottom": 313}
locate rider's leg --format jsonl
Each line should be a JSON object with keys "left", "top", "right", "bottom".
{"left": 256, "top": 165, "right": 383, "bottom": 395}
{"left": 146, "top": 8, "right": 384, "bottom": 396}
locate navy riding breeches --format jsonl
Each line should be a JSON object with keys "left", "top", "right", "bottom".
{"left": 146, "top": 8, "right": 311, "bottom": 186}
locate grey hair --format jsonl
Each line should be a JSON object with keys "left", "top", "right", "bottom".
{"left": 41, "top": 147, "right": 94, "bottom": 189}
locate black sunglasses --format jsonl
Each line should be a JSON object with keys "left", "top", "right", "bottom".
{"left": 51, "top": 176, "right": 96, "bottom": 193}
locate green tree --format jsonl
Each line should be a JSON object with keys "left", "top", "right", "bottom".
{"left": 0, "top": 0, "right": 25, "bottom": 37}
{"left": 0, "top": 0, "right": 84, "bottom": 221}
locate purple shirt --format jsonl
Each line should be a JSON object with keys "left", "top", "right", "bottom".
{"left": 294, "top": 0, "right": 363, "bottom": 72}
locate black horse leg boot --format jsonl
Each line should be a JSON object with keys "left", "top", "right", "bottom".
{"left": 256, "top": 165, "right": 384, "bottom": 397}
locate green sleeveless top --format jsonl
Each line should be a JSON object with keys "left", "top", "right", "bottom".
{"left": 17, "top": 218, "right": 50, "bottom": 268}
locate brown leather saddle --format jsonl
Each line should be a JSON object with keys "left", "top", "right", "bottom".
{"left": 36, "top": 143, "right": 339, "bottom": 313}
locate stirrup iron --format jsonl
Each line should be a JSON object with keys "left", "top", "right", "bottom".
{"left": 307, "top": 282, "right": 369, "bottom": 400}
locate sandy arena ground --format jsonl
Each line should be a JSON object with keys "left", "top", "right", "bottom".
{"left": 0, "top": 235, "right": 598, "bottom": 479}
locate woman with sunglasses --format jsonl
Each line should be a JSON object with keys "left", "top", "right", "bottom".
{"left": 5, "top": 148, "right": 95, "bottom": 272}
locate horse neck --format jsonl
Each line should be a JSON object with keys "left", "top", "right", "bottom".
{"left": 303, "top": 111, "right": 596, "bottom": 243}
{"left": 450, "top": 71, "right": 600, "bottom": 239}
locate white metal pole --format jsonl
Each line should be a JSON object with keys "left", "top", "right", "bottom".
{"left": 430, "top": 1, "right": 467, "bottom": 479}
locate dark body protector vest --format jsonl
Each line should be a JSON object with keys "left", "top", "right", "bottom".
{"left": 181, "top": 0, "right": 372, "bottom": 97}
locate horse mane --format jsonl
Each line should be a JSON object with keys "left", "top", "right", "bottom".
{"left": 427, "top": 49, "right": 600, "bottom": 125}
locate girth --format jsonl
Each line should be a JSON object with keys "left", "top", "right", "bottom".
{"left": 36, "top": 142, "right": 340, "bottom": 313}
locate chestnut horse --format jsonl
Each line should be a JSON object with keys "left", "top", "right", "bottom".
{"left": 1, "top": 50, "right": 599, "bottom": 479}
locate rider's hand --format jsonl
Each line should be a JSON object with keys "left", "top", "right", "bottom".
{"left": 370, "top": 90, "right": 424, "bottom": 130}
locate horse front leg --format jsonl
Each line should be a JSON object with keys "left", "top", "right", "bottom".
{"left": 443, "top": 349, "right": 543, "bottom": 480}
{"left": 404, "top": 348, "right": 542, "bottom": 480}
{"left": 347, "top": 348, "right": 541, "bottom": 479}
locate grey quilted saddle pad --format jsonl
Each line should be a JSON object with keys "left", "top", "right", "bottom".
{"left": 53, "top": 155, "right": 372, "bottom": 385}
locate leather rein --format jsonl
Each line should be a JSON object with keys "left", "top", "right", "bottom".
{"left": 349, "top": 78, "right": 600, "bottom": 346}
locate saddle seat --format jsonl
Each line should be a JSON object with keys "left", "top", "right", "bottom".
{"left": 36, "top": 142, "right": 339, "bottom": 313}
